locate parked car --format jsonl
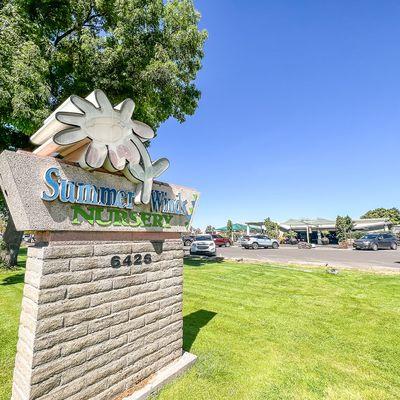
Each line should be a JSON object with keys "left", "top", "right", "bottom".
{"left": 23, "top": 233, "right": 34, "bottom": 243}
{"left": 353, "top": 233, "right": 398, "bottom": 251}
{"left": 182, "top": 235, "right": 195, "bottom": 247}
{"left": 212, "top": 234, "right": 232, "bottom": 247}
{"left": 190, "top": 235, "right": 216, "bottom": 256}
{"left": 242, "top": 235, "right": 279, "bottom": 250}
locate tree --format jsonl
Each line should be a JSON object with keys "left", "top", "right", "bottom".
{"left": 361, "top": 208, "right": 400, "bottom": 225}
{"left": 205, "top": 225, "right": 215, "bottom": 233}
{"left": 226, "top": 220, "right": 233, "bottom": 240}
{"left": 0, "top": 0, "right": 207, "bottom": 266}
{"left": 335, "top": 215, "right": 354, "bottom": 242}
{"left": 264, "top": 217, "right": 279, "bottom": 239}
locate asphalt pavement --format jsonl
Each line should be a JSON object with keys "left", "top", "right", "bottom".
{"left": 186, "top": 245, "right": 400, "bottom": 271}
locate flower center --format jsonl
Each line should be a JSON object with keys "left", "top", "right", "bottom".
{"left": 84, "top": 117, "right": 130, "bottom": 144}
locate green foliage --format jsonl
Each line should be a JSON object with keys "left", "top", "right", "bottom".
{"left": 226, "top": 219, "right": 233, "bottom": 239}
{"left": 205, "top": 225, "right": 215, "bottom": 233}
{"left": 264, "top": 217, "right": 279, "bottom": 239}
{"left": 286, "top": 230, "right": 297, "bottom": 239}
{"left": 361, "top": 207, "right": 400, "bottom": 225}
{"left": 352, "top": 231, "right": 367, "bottom": 240}
{"left": 335, "top": 215, "right": 354, "bottom": 242}
{"left": 0, "top": 0, "right": 207, "bottom": 141}
{"left": 321, "top": 230, "right": 330, "bottom": 238}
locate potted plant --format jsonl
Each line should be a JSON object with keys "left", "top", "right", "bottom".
{"left": 321, "top": 230, "right": 330, "bottom": 245}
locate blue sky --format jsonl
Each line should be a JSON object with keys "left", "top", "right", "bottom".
{"left": 151, "top": 0, "right": 400, "bottom": 229}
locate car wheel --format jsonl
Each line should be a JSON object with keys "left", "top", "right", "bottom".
{"left": 391, "top": 242, "right": 397, "bottom": 250}
{"left": 371, "top": 243, "right": 378, "bottom": 251}
{"left": 184, "top": 240, "right": 192, "bottom": 247}
{"left": 252, "top": 242, "right": 259, "bottom": 250}
{"left": 244, "top": 246, "right": 249, "bottom": 249}
{"left": 225, "top": 242, "right": 231, "bottom": 247}
{"left": 272, "top": 242, "right": 279, "bottom": 249}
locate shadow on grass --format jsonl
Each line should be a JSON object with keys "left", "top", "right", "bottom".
{"left": 184, "top": 256, "right": 225, "bottom": 267}
{"left": 2, "top": 273, "right": 25, "bottom": 285}
{"left": 183, "top": 309, "right": 217, "bottom": 351}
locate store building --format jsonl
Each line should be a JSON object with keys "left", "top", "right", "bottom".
{"left": 246, "top": 218, "right": 392, "bottom": 244}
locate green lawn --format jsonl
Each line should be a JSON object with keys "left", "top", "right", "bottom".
{"left": 1, "top": 255, "right": 400, "bottom": 399}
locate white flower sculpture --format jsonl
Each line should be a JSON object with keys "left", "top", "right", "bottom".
{"left": 31, "top": 90, "right": 169, "bottom": 205}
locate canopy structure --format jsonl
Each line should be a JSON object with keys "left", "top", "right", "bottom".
{"left": 216, "top": 223, "right": 262, "bottom": 234}
{"left": 279, "top": 218, "right": 391, "bottom": 232}
{"left": 216, "top": 223, "right": 249, "bottom": 232}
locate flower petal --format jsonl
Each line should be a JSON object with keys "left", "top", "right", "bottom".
{"left": 53, "top": 128, "right": 86, "bottom": 145}
{"left": 82, "top": 141, "right": 107, "bottom": 169}
{"left": 56, "top": 112, "right": 84, "bottom": 127}
{"left": 70, "top": 95, "right": 96, "bottom": 114}
{"left": 107, "top": 140, "right": 141, "bottom": 171}
{"left": 118, "top": 99, "right": 135, "bottom": 121}
{"left": 123, "top": 138, "right": 141, "bottom": 164}
{"left": 107, "top": 144, "right": 127, "bottom": 170}
{"left": 94, "top": 89, "right": 113, "bottom": 113}
{"left": 132, "top": 120, "right": 154, "bottom": 139}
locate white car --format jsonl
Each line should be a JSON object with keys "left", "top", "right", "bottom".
{"left": 242, "top": 235, "right": 279, "bottom": 250}
{"left": 190, "top": 235, "right": 216, "bottom": 257}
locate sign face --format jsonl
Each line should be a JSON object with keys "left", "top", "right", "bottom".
{"left": 0, "top": 89, "right": 200, "bottom": 232}
{"left": 0, "top": 150, "right": 199, "bottom": 232}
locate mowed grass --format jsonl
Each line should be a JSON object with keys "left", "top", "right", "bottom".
{"left": 0, "top": 254, "right": 399, "bottom": 399}
{"left": 0, "top": 248, "right": 27, "bottom": 400}
{"left": 158, "top": 260, "right": 400, "bottom": 400}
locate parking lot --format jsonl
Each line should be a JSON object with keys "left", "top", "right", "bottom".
{"left": 186, "top": 244, "right": 400, "bottom": 271}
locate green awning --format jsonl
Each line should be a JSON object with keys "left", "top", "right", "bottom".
{"left": 216, "top": 223, "right": 262, "bottom": 232}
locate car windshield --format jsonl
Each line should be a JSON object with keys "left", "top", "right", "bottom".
{"left": 195, "top": 235, "right": 212, "bottom": 241}
{"left": 362, "top": 234, "right": 378, "bottom": 239}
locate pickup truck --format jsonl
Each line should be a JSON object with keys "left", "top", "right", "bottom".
{"left": 212, "top": 234, "right": 232, "bottom": 247}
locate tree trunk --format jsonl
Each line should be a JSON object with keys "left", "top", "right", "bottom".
{"left": 2, "top": 214, "right": 23, "bottom": 268}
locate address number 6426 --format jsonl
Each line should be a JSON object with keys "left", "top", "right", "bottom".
{"left": 110, "top": 254, "right": 151, "bottom": 268}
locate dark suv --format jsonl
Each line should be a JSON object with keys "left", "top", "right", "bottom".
{"left": 353, "top": 233, "right": 398, "bottom": 251}
{"left": 182, "top": 235, "right": 195, "bottom": 247}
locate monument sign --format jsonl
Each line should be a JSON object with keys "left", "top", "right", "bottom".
{"left": 0, "top": 90, "right": 199, "bottom": 400}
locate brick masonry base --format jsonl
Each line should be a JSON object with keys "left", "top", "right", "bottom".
{"left": 12, "top": 238, "right": 188, "bottom": 400}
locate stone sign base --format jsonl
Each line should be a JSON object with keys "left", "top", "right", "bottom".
{"left": 12, "top": 234, "right": 193, "bottom": 400}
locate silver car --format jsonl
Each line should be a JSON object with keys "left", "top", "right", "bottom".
{"left": 242, "top": 235, "right": 279, "bottom": 250}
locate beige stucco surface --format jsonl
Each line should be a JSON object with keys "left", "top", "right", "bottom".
{"left": 0, "top": 150, "right": 198, "bottom": 232}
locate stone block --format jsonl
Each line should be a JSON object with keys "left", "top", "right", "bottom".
{"left": 113, "top": 274, "right": 147, "bottom": 289}
{"left": 40, "top": 271, "right": 92, "bottom": 289}
{"left": 37, "top": 296, "right": 90, "bottom": 319}
{"left": 39, "top": 287, "right": 67, "bottom": 304}
{"left": 88, "top": 311, "right": 129, "bottom": 334}
{"left": 63, "top": 304, "right": 111, "bottom": 327}
{"left": 36, "top": 316, "right": 64, "bottom": 335}
{"left": 86, "top": 334, "right": 128, "bottom": 361}
{"left": 67, "top": 279, "right": 113, "bottom": 299}
{"left": 109, "top": 316, "right": 145, "bottom": 339}
{"left": 61, "top": 329, "right": 110, "bottom": 356}
{"left": 34, "top": 324, "right": 88, "bottom": 351}
{"left": 93, "top": 243, "right": 132, "bottom": 256}
{"left": 91, "top": 287, "right": 130, "bottom": 307}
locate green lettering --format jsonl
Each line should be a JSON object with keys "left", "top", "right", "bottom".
{"left": 71, "top": 205, "right": 95, "bottom": 225}
{"left": 129, "top": 211, "right": 142, "bottom": 227}
{"left": 152, "top": 213, "right": 164, "bottom": 227}
{"left": 140, "top": 212, "right": 153, "bottom": 227}
{"left": 162, "top": 214, "right": 174, "bottom": 228}
{"left": 95, "top": 207, "right": 112, "bottom": 226}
